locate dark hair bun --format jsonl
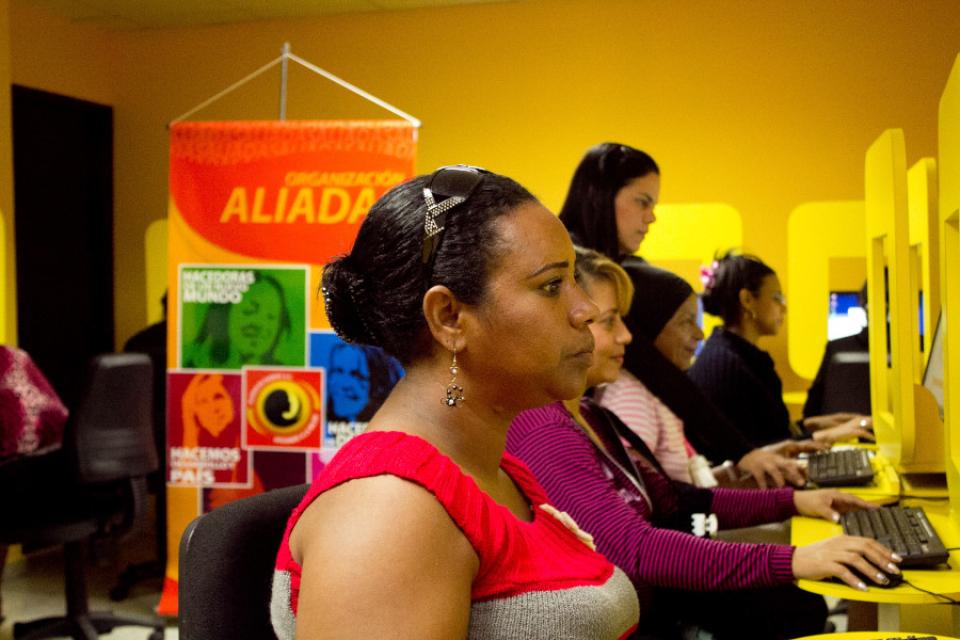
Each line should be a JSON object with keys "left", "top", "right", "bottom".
{"left": 699, "top": 250, "right": 774, "bottom": 326}
{"left": 699, "top": 282, "right": 723, "bottom": 317}
{"left": 321, "top": 256, "right": 378, "bottom": 347}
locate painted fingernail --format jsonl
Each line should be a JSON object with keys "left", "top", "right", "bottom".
{"left": 832, "top": 513, "right": 840, "bottom": 523}
{"left": 877, "top": 573, "right": 888, "bottom": 584}
{"left": 857, "top": 581, "right": 868, "bottom": 591}
{"left": 887, "top": 563, "right": 901, "bottom": 574}
{"left": 891, "top": 553, "right": 903, "bottom": 562}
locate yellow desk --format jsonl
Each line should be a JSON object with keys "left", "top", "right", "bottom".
{"left": 792, "top": 502, "right": 960, "bottom": 633}
{"left": 797, "top": 634, "right": 959, "bottom": 640}
{"left": 845, "top": 453, "right": 901, "bottom": 505}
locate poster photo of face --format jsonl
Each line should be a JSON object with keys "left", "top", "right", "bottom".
{"left": 309, "top": 332, "right": 403, "bottom": 448}
{"left": 179, "top": 265, "right": 308, "bottom": 370}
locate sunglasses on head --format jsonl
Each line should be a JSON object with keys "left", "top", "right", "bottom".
{"left": 421, "top": 165, "right": 488, "bottom": 268}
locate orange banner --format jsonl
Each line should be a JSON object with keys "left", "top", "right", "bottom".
{"left": 160, "top": 121, "right": 416, "bottom": 616}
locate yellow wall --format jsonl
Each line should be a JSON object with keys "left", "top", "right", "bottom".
{"left": 8, "top": 2, "right": 116, "bottom": 104}
{"left": 5, "top": 2, "right": 115, "bottom": 345}
{"left": 1, "top": 0, "right": 14, "bottom": 343}
{"left": 787, "top": 201, "right": 866, "bottom": 380}
{"left": 9, "top": 0, "right": 960, "bottom": 390}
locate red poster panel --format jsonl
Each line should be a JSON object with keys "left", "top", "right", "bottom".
{"left": 167, "top": 371, "right": 249, "bottom": 487}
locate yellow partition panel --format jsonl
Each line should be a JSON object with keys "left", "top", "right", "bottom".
{"left": 641, "top": 203, "right": 742, "bottom": 337}
{"left": 866, "top": 130, "right": 944, "bottom": 474}
{"left": 866, "top": 130, "right": 915, "bottom": 470}
{"left": 0, "top": 0, "right": 12, "bottom": 345}
{"left": 939, "top": 53, "right": 960, "bottom": 514}
{"left": 787, "top": 201, "right": 865, "bottom": 381}
{"left": 145, "top": 219, "right": 167, "bottom": 325}
{"left": 0, "top": 208, "right": 6, "bottom": 343}
{"left": 907, "top": 158, "right": 939, "bottom": 379}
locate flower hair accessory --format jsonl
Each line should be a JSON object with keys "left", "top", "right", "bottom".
{"left": 699, "top": 260, "right": 719, "bottom": 290}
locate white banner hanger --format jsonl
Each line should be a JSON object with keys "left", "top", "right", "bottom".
{"left": 168, "top": 42, "right": 421, "bottom": 128}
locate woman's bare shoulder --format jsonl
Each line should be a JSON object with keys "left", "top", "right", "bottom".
{"left": 290, "top": 475, "right": 478, "bottom": 639}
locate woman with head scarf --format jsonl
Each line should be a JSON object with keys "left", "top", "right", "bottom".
{"left": 603, "top": 260, "right": 815, "bottom": 488}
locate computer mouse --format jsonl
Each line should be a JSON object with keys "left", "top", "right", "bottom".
{"left": 837, "top": 566, "right": 903, "bottom": 589}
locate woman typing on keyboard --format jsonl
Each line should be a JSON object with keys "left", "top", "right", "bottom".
{"left": 689, "top": 251, "right": 874, "bottom": 449}
{"left": 507, "top": 248, "right": 902, "bottom": 639}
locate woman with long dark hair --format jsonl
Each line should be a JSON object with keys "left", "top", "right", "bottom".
{"left": 559, "top": 142, "right": 660, "bottom": 261}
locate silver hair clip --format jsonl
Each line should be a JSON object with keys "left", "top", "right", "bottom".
{"left": 421, "top": 165, "right": 487, "bottom": 266}
{"left": 422, "top": 189, "right": 466, "bottom": 241}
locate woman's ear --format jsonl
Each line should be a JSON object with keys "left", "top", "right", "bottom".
{"left": 738, "top": 288, "right": 754, "bottom": 316}
{"left": 422, "top": 285, "right": 465, "bottom": 352}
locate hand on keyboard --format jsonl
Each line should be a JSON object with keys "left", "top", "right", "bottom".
{"left": 793, "top": 489, "right": 877, "bottom": 523}
{"left": 736, "top": 449, "right": 806, "bottom": 489}
{"left": 792, "top": 534, "right": 902, "bottom": 590}
{"left": 803, "top": 411, "right": 861, "bottom": 430}
{"left": 811, "top": 416, "right": 875, "bottom": 445}
{"left": 763, "top": 438, "right": 828, "bottom": 458}
{"left": 840, "top": 506, "right": 950, "bottom": 567}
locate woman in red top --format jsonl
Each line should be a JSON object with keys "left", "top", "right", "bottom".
{"left": 272, "top": 167, "right": 640, "bottom": 639}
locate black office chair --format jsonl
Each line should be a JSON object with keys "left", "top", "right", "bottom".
{"left": 178, "top": 484, "right": 308, "bottom": 640}
{"left": 0, "top": 353, "right": 165, "bottom": 640}
{"left": 110, "top": 323, "right": 168, "bottom": 601}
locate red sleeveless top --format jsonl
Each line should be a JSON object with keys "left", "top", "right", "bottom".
{"left": 271, "top": 430, "right": 638, "bottom": 639}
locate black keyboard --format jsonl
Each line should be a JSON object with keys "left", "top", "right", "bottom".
{"left": 840, "top": 506, "right": 950, "bottom": 567}
{"left": 807, "top": 448, "right": 874, "bottom": 487}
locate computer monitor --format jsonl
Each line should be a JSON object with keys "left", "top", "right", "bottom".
{"left": 827, "top": 290, "right": 866, "bottom": 341}
{"left": 922, "top": 311, "right": 945, "bottom": 422}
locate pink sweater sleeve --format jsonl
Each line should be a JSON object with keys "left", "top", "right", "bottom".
{"left": 507, "top": 409, "right": 796, "bottom": 592}
{"left": 710, "top": 487, "right": 798, "bottom": 529}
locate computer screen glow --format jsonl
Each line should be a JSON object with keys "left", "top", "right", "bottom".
{"left": 828, "top": 291, "right": 867, "bottom": 341}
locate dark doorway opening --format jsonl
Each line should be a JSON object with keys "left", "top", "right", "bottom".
{"left": 12, "top": 85, "right": 114, "bottom": 406}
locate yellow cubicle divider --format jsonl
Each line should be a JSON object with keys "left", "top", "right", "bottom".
{"left": 641, "top": 202, "right": 742, "bottom": 338}
{"left": 907, "top": 158, "right": 940, "bottom": 379}
{"left": 865, "top": 130, "right": 944, "bottom": 476}
{"left": 786, "top": 201, "right": 865, "bottom": 381}
{"left": 938, "top": 53, "right": 960, "bottom": 516}
{"left": 792, "top": 58, "right": 960, "bottom": 638}
{"left": 145, "top": 218, "right": 167, "bottom": 325}
{"left": 0, "top": 206, "right": 7, "bottom": 343}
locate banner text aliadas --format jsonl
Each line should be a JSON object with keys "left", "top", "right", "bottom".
{"left": 219, "top": 170, "right": 406, "bottom": 225}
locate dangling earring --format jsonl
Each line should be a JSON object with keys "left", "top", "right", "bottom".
{"left": 444, "top": 350, "right": 465, "bottom": 408}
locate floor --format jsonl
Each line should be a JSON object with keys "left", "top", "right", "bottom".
{"left": 0, "top": 512, "right": 178, "bottom": 640}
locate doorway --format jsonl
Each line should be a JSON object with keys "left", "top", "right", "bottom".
{"left": 12, "top": 85, "right": 114, "bottom": 406}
